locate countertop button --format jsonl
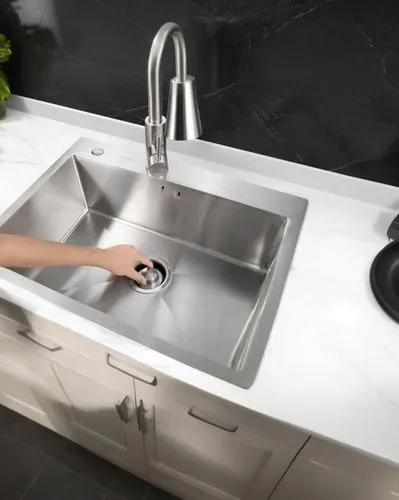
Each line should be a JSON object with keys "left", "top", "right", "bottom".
{"left": 91, "top": 147, "right": 104, "bottom": 156}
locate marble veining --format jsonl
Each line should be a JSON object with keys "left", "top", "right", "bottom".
{"left": 1, "top": 0, "right": 399, "bottom": 184}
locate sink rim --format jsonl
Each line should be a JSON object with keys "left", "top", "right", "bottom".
{"left": 0, "top": 137, "right": 308, "bottom": 388}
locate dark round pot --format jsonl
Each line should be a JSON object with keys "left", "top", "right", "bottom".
{"left": 0, "top": 104, "right": 5, "bottom": 119}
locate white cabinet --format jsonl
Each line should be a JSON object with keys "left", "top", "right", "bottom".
{"left": 270, "top": 437, "right": 399, "bottom": 500}
{"left": 3, "top": 297, "right": 399, "bottom": 500}
{"left": 0, "top": 297, "right": 308, "bottom": 500}
{"left": 135, "top": 378, "right": 307, "bottom": 500}
{"left": 0, "top": 314, "right": 68, "bottom": 432}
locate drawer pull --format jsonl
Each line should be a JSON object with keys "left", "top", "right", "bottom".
{"left": 17, "top": 328, "right": 63, "bottom": 352}
{"left": 187, "top": 406, "right": 238, "bottom": 433}
{"left": 107, "top": 354, "right": 157, "bottom": 386}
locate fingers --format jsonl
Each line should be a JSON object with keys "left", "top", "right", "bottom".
{"left": 128, "top": 269, "right": 147, "bottom": 285}
{"left": 137, "top": 253, "right": 153, "bottom": 269}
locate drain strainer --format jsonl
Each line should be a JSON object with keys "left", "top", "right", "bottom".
{"left": 130, "top": 258, "right": 171, "bottom": 294}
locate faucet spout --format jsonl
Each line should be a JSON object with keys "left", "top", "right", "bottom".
{"left": 145, "top": 22, "right": 202, "bottom": 178}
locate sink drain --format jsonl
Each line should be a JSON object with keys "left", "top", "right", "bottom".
{"left": 130, "top": 258, "right": 171, "bottom": 294}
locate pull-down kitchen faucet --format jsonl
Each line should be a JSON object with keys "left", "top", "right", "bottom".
{"left": 145, "top": 22, "right": 202, "bottom": 178}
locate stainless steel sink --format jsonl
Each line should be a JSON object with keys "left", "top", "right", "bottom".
{"left": 0, "top": 139, "right": 307, "bottom": 388}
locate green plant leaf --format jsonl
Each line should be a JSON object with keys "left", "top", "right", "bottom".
{"left": 0, "top": 69, "right": 10, "bottom": 102}
{"left": 0, "top": 34, "right": 11, "bottom": 64}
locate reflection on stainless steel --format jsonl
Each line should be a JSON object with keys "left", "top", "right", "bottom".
{"left": 0, "top": 139, "right": 307, "bottom": 388}
{"left": 11, "top": 0, "right": 61, "bottom": 43}
{"left": 145, "top": 22, "right": 202, "bottom": 178}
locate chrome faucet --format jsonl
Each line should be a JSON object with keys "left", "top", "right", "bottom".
{"left": 145, "top": 22, "right": 202, "bottom": 178}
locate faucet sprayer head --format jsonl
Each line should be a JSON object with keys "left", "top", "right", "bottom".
{"left": 167, "top": 76, "right": 202, "bottom": 141}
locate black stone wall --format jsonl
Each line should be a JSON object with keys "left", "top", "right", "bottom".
{"left": 1, "top": 0, "right": 399, "bottom": 185}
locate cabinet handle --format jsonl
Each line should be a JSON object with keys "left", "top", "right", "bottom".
{"left": 17, "top": 328, "right": 63, "bottom": 352}
{"left": 115, "top": 395, "right": 135, "bottom": 423}
{"left": 136, "top": 399, "right": 146, "bottom": 434}
{"left": 106, "top": 354, "right": 157, "bottom": 386}
{"left": 187, "top": 406, "right": 238, "bottom": 433}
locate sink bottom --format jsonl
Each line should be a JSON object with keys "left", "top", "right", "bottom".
{"left": 33, "top": 211, "right": 266, "bottom": 367}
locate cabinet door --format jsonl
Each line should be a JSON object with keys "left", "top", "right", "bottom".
{"left": 51, "top": 360, "right": 147, "bottom": 477}
{"left": 270, "top": 437, "right": 399, "bottom": 500}
{"left": 135, "top": 379, "right": 306, "bottom": 500}
{"left": 0, "top": 322, "right": 69, "bottom": 432}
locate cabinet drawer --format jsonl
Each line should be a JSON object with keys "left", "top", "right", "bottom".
{"left": 0, "top": 305, "right": 89, "bottom": 366}
{"left": 0, "top": 298, "right": 155, "bottom": 392}
{"left": 0, "top": 298, "right": 90, "bottom": 353}
{"left": 139, "top": 375, "right": 306, "bottom": 446}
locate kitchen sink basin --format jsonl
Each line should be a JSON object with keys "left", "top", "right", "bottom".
{"left": 0, "top": 138, "right": 307, "bottom": 387}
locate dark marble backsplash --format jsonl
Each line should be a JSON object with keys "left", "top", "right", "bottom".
{"left": 1, "top": 0, "right": 399, "bottom": 185}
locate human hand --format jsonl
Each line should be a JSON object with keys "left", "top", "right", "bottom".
{"left": 97, "top": 245, "right": 153, "bottom": 284}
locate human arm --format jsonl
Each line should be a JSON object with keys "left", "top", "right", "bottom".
{"left": 0, "top": 234, "right": 152, "bottom": 284}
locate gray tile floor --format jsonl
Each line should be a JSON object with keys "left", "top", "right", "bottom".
{"left": 0, "top": 404, "right": 178, "bottom": 500}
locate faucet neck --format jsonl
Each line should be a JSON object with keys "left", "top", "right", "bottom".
{"left": 147, "top": 22, "right": 187, "bottom": 125}
{"left": 145, "top": 22, "right": 202, "bottom": 178}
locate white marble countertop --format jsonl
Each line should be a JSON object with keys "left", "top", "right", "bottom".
{"left": 2, "top": 96, "right": 399, "bottom": 466}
